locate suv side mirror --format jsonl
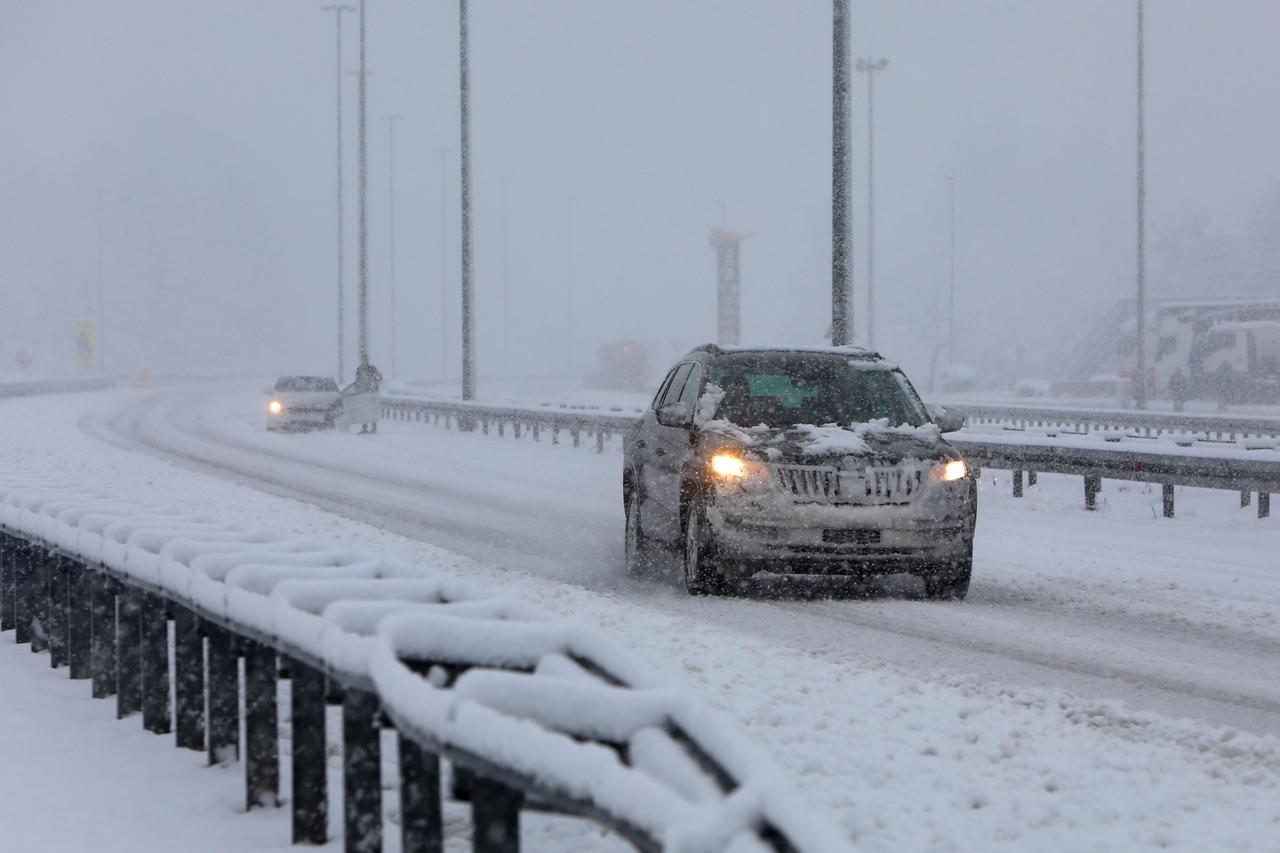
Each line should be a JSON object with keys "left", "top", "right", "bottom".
{"left": 929, "top": 404, "right": 966, "bottom": 434}
{"left": 655, "top": 403, "right": 692, "bottom": 429}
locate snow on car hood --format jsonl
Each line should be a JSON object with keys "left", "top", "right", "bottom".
{"left": 701, "top": 418, "right": 949, "bottom": 465}
{"left": 274, "top": 390, "right": 339, "bottom": 408}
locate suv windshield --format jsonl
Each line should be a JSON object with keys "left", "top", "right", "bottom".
{"left": 707, "top": 352, "right": 926, "bottom": 428}
{"left": 275, "top": 376, "right": 339, "bottom": 393}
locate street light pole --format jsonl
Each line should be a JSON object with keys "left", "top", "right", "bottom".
{"left": 856, "top": 57, "right": 888, "bottom": 351}
{"left": 831, "top": 0, "right": 853, "bottom": 347}
{"left": 432, "top": 147, "right": 451, "bottom": 377}
{"left": 321, "top": 4, "right": 354, "bottom": 382}
{"left": 356, "top": 0, "right": 370, "bottom": 369}
{"left": 945, "top": 174, "right": 956, "bottom": 365}
{"left": 501, "top": 176, "right": 511, "bottom": 375}
{"left": 381, "top": 114, "right": 403, "bottom": 376}
{"left": 1134, "top": 0, "right": 1148, "bottom": 409}
{"left": 458, "top": 0, "right": 475, "bottom": 400}
{"left": 96, "top": 188, "right": 105, "bottom": 376}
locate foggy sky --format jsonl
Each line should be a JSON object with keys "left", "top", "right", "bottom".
{"left": 4, "top": 0, "right": 1280, "bottom": 388}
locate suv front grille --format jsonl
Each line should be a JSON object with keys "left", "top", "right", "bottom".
{"left": 773, "top": 463, "right": 924, "bottom": 505}
{"left": 775, "top": 464, "right": 842, "bottom": 501}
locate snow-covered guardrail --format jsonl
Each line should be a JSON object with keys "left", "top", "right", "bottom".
{"left": 0, "top": 377, "right": 115, "bottom": 399}
{"left": 947, "top": 402, "right": 1280, "bottom": 441}
{"left": 378, "top": 396, "right": 1278, "bottom": 519}
{"left": 0, "top": 473, "right": 850, "bottom": 853}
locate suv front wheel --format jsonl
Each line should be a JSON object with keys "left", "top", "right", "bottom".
{"left": 922, "top": 552, "right": 972, "bottom": 601}
{"left": 682, "top": 495, "right": 727, "bottom": 596}
{"left": 623, "top": 483, "right": 652, "bottom": 577}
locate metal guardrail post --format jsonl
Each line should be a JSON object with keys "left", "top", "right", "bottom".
{"left": 1162, "top": 484, "right": 1175, "bottom": 519}
{"left": 47, "top": 554, "right": 69, "bottom": 668}
{"left": 1261, "top": 493, "right": 1271, "bottom": 519}
{"left": 206, "top": 624, "right": 240, "bottom": 765}
{"left": 30, "top": 545, "right": 49, "bottom": 653}
{"left": 1012, "top": 469, "right": 1023, "bottom": 498}
{"left": 90, "top": 572, "right": 117, "bottom": 698}
{"left": 342, "top": 688, "right": 383, "bottom": 853}
{"left": 596, "top": 430, "right": 605, "bottom": 453}
{"left": 173, "top": 607, "right": 205, "bottom": 750}
{"left": 1084, "top": 476, "right": 1101, "bottom": 511}
{"left": 471, "top": 775, "right": 523, "bottom": 853}
{"left": 141, "top": 594, "right": 171, "bottom": 735}
{"left": 0, "top": 533, "right": 14, "bottom": 632}
{"left": 244, "top": 640, "right": 280, "bottom": 809}
{"left": 398, "top": 734, "right": 443, "bottom": 853}
{"left": 11, "top": 537, "right": 30, "bottom": 640}
{"left": 1028, "top": 470, "right": 1037, "bottom": 487}
{"left": 290, "top": 660, "right": 329, "bottom": 845}
{"left": 116, "top": 587, "right": 143, "bottom": 719}
{"left": 68, "top": 559, "right": 92, "bottom": 679}
{"left": 1241, "top": 490, "right": 1251, "bottom": 508}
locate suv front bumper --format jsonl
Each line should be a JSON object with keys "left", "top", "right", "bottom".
{"left": 706, "top": 480, "right": 975, "bottom": 578}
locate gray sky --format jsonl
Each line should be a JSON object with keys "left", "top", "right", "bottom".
{"left": 4, "top": 0, "right": 1279, "bottom": 385}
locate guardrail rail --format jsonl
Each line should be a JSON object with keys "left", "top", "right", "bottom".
{"left": 0, "top": 472, "right": 851, "bottom": 853}
{"left": 378, "top": 395, "right": 1277, "bottom": 519}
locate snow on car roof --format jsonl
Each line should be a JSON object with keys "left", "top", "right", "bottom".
{"left": 690, "top": 343, "right": 884, "bottom": 360}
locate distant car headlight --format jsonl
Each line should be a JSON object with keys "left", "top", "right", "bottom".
{"left": 710, "top": 453, "right": 768, "bottom": 481}
{"left": 268, "top": 400, "right": 284, "bottom": 415}
{"left": 932, "top": 459, "right": 968, "bottom": 482}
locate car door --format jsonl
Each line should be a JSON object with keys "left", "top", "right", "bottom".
{"left": 640, "top": 362, "right": 693, "bottom": 542}
{"left": 633, "top": 365, "right": 681, "bottom": 538}
{"left": 650, "top": 361, "right": 702, "bottom": 536}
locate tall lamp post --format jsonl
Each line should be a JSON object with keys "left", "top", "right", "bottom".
{"left": 381, "top": 114, "right": 403, "bottom": 376}
{"left": 831, "top": 0, "right": 853, "bottom": 347}
{"left": 321, "top": 4, "right": 354, "bottom": 382}
{"left": 355, "top": 0, "right": 370, "bottom": 369}
{"left": 1134, "top": 0, "right": 1148, "bottom": 409}
{"left": 945, "top": 174, "right": 956, "bottom": 365}
{"left": 432, "top": 147, "right": 451, "bottom": 376}
{"left": 856, "top": 57, "right": 888, "bottom": 350}
{"left": 458, "top": 0, "right": 475, "bottom": 400}
{"left": 97, "top": 188, "right": 106, "bottom": 375}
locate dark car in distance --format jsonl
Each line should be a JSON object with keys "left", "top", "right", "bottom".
{"left": 622, "top": 345, "right": 977, "bottom": 598}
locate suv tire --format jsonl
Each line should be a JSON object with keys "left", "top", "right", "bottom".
{"left": 682, "top": 495, "right": 727, "bottom": 596}
{"left": 623, "top": 483, "right": 652, "bottom": 577}
{"left": 923, "top": 553, "right": 972, "bottom": 601}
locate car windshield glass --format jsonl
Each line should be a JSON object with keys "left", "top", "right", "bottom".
{"left": 275, "top": 377, "right": 338, "bottom": 392}
{"left": 708, "top": 353, "right": 926, "bottom": 428}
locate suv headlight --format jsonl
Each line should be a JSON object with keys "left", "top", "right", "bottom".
{"left": 931, "top": 459, "right": 968, "bottom": 482}
{"left": 268, "top": 400, "right": 284, "bottom": 415}
{"left": 710, "top": 453, "right": 769, "bottom": 480}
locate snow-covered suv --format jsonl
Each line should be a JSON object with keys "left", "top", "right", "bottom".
{"left": 622, "top": 345, "right": 976, "bottom": 598}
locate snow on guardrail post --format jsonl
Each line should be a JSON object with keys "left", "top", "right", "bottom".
{"left": 90, "top": 573, "right": 117, "bottom": 698}
{"left": 244, "top": 639, "right": 281, "bottom": 810}
{"left": 206, "top": 624, "right": 240, "bottom": 765}
{"left": 0, "top": 533, "right": 13, "bottom": 632}
{"left": 116, "top": 587, "right": 143, "bottom": 719}
{"left": 290, "top": 660, "right": 329, "bottom": 844}
{"left": 1084, "top": 475, "right": 1101, "bottom": 511}
{"left": 47, "top": 551, "right": 69, "bottom": 668}
{"left": 67, "top": 558, "right": 92, "bottom": 680}
{"left": 343, "top": 687, "right": 384, "bottom": 853}
{"left": 173, "top": 607, "right": 204, "bottom": 750}
{"left": 140, "top": 593, "right": 171, "bottom": 734}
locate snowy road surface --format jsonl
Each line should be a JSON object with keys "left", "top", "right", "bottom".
{"left": 4, "top": 384, "right": 1280, "bottom": 850}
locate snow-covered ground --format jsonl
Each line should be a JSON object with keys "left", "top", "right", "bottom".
{"left": 5, "top": 384, "right": 1280, "bottom": 850}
